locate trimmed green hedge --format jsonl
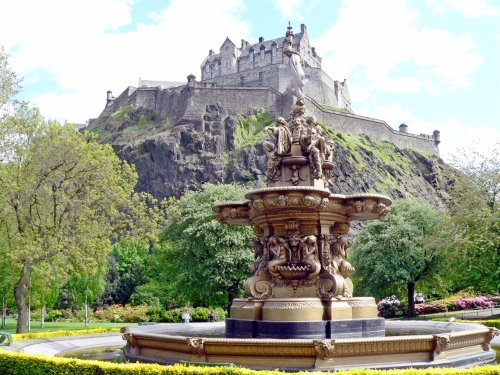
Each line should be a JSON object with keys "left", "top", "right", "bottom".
{"left": 1, "top": 351, "right": 500, "bottom": 375}
{"left": 475, "top": 320, "right": 500, "bottom": 329}
{"left": 12, "top": 328, "right": 121, "bottom": 341}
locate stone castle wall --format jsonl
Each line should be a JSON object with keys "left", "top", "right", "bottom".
{"left": 92, "top": 84, "right": 439, "bottom": 155}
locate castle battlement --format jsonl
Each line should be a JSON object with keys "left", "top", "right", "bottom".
{"left": 88, "top": 24, "right": 440, "bottom": 156}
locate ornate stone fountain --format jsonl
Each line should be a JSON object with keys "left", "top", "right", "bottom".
{"left": 213, "top": 25, "right": 390, "bottom": 339}
{"left": 122, "top": 24, "right": 498, "bottom": 369}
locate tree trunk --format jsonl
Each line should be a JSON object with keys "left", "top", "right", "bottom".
{"left": 84, "top": 295, "right": 88, "bottom": 328}
{"left": 2, "top": 291, "right": 6, "bottom": 328}
{"left": 41, "top": 304, "right": 46, "bottom": 329}
{"left": 14, "top": 267, "right": 31, "bottom": 333}
{"left": 407, "top": 281, "right": 416, "bottom": 318}
{"left": 28, "top": 294, "right": 31, "bottom": 332}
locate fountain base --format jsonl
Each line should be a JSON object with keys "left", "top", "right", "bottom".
{"left": 122, "top": 321, "right": 497, "bottom": 370}
{"left": 226, "top": 317, "right": 385, "bottom": 339}
{"left": 226, "top": 296, "right": 383, "bottom": 339}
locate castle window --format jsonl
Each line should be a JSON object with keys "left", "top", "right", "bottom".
{"left": 260, "top": 49, "right": 265, "bottom": 60}
{"left": 224, "top": 59, "right": 228, "bottom": 68}
{"left": 214, "top": 63, "right": 218, "bottom": 71}
{"left": 240, "top": 75, "right": 245, "bottom": 86}
{"left": 259, "top": 71, "right": 264, "bottom": 84}
{"left": 272, "top": 45, "right": 277, "bottom": 56}
{"left": 205, "top": 65, "right": 210, "bottom": 73}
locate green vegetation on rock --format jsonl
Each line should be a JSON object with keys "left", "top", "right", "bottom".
{"left": 234, "top": 112, "right": 273, "bottom": 149}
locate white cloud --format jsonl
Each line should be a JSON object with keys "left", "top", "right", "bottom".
{"left": 426, "top": 0, "right": 500, "bottom": 17}
{"left": 369, "top": 103, "right": 413, "bottom": 129}
{"left": 273, "top": 0, "right": 322, "bottom": 21}
{"left": 314, "top": 0, "right": 483, "bottom": 94}
{"left": 1, "top": 0, "right": 250, "bottom": 123}
{"left": 274, "top": 0, "right": 306, "bottom": 20}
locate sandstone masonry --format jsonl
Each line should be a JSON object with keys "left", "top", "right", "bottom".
{"left": 88, "top": 24, "right": 440, "bottom": 155}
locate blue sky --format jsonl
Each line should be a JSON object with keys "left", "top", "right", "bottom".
{"left": 1, "top": 0, "right": 499, "bottom": 161}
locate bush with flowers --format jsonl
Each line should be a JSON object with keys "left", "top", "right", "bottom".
{"left": 453, "top": 296, "right": 495, "bottom": 310}
{"left": 414, "top": 303, "right": 447, "bottom": 315}
{"left": 377, "top": 295, "right": 405, "bottom": 318}
{"left": 93, "top": 305, "right": 150, "bottom": 323}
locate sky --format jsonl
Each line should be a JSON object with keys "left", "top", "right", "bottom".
{"left": 1, "top": 0, "right": 499, "bottom": 162}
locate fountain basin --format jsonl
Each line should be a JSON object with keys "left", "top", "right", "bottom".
{"left": 122, "top": 321, "right": 497, "bottom": 370}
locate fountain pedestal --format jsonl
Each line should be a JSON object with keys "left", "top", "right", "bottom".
{"left": 227, "top": 297, "right": 384, "bottom": 339}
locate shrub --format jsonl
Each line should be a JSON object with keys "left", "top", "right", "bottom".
{"left": 93, "top": 305, "right": 150, "bottom": 323}
{"left": 1, "top": 351, "right": 499, "bottom": 374}
{"left": 414, "top": 293, "right": 426, "bottom": 304}
{"left": 45, "top": 309, "right": 64, "bottom": 322}
{"left": 12, "top": 328, "right": 120, "bottom": 341}
{"left": 377, "top": 296, "right": 405, "bottom": 318}
{"left": 415, "top": 303, "right": 447, "bottom": 315}
{"left": 453, "top": 296, "right": 494, "bottom": 310}
{"left": 488, "top": 296, "right": 500, "bottom": 304}
{"left": 146, "top": 306, "right": 227, "bottom": 323}
{"left": 431, "top": 290, "right": 478, "bottom": 311}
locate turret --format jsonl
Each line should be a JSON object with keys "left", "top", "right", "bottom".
{"left": 106, "top": 90, "right": 114, "bottom": 103}
{"left": 399, "top": 123, "right": 408, "bottom": 133}
{"left": 187, "top": 74, "right": 196, "bottom": 87}
{"left": 433, "top": 129, "right": 441, "bottom": 145}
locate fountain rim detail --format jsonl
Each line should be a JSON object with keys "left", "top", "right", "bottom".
{"left": 122, "top": 321, "right": 497, "bottom": 370}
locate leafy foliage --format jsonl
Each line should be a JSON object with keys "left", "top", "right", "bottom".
{"left": 234, "top": 112, "right": 273, "bottom": 148}
{"left": 352, "top": 200, "right": 442, "bottom": 316}
{"left": 437, "top": 146, "right": 499, "bottom": 294}
{"left": 96, "top": 241, "right": 153, "bottom": 307}
{"left": 0, "top": 123, "right": 166, "bottom": 332}
{"left": 158, "top": 183, "right": 255, "bottom": 308}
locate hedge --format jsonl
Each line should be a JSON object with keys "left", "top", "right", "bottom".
{"left": 12, "top": 328, "right": 121, "bottom": 341}
{"left": 474, "top": 320, "right": 500, "bottom": 329}
{"left": 431, "top": 319, "right": 500, "bottom": 330}
{"left": 0, "top": 352, "right": 499, "bottom": 375}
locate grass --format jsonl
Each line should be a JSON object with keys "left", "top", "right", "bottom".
{"left": 0, "top": 318, "right": 136, "bottom": 335}
{"left": 234, "top": 112, "right": 273, "bottom": 149}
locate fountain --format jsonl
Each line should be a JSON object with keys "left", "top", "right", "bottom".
{"left": 122, "top": 24, "right": 498, "bottom": 370}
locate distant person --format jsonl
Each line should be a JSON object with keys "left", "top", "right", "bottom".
{"left": 209, "top": 310, "right": 217, "bottom": 322}
{"left": 181, "top": 311, "right": 191, "bottom": 323}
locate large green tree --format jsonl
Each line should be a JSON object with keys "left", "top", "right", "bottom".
{"left": 0, "top": 48, "right": 166, "bottom": 332}
{"left": 0, "top": 123, "right": 166, "bottom": 332}
{"left": 440, "top": 146, "right": 499, "bottom": 293}
{"left": 158, "top": 183, "right": 255, "bottom": 309}
{"left": 351, "top": 200, "right": 442, "bottom": 317}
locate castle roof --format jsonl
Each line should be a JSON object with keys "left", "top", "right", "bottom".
{"left": 219, "top": 37, "right": 236, "bottom": 50}
{"left": 238, "top": 32, "right": 302, "bottom": 59}
{"left": 201, "top": 29, "right": 311, "bottom": 67}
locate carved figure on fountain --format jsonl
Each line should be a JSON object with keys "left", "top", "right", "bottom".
{"left": 263, "top": 117, "right": 292, "bottom": 183}
{"left": 316, "top": 234, "right": 355, "bottom": 299}
{"left": 301, "top": 235, "right": 321, "bottom": 281}
{"left": 267, "top": 236, "right": 291, "bottom": 280}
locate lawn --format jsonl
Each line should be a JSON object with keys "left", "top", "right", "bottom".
{"left": 0, "top": 318, "right": 137, "bottom": 334}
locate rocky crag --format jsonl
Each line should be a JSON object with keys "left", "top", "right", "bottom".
{"left": 89, "top": 104, "right": 451, "bottom": 207}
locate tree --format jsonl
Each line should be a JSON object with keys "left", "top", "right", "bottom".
{"left": 158, "top": 183, "right": 255, "bottom": 309}
{"left": 98, "top": 240, "right": 153, "bottom": 306}
{"left": 439, "top": 145, "right": 500, "bottom": 294}
{"left": 351, "top": 200, "right": 442, "bottom": 317}
{"left": 0, "top": 123, "right": 166, "bottom": 332}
